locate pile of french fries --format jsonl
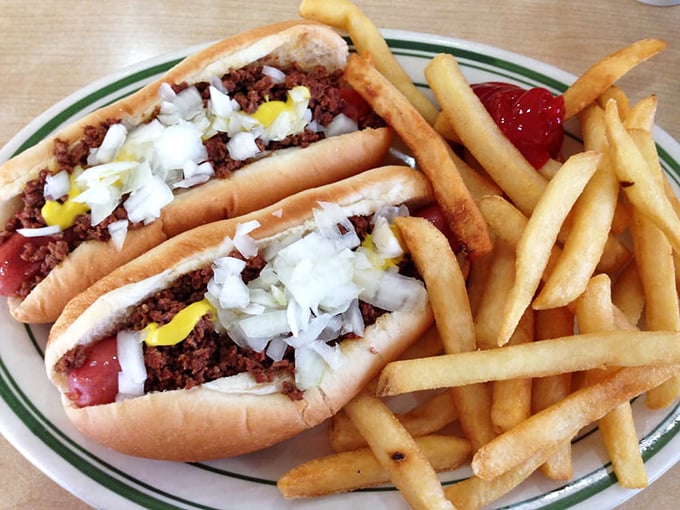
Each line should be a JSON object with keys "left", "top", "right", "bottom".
{"left": 278, "top": 1, "right": 680, "bottom": 508}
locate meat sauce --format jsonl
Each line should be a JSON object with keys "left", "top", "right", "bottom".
{"left": 0, "top": 61, "right": 381, "bottom": 298}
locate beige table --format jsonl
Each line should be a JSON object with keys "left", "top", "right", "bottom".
{"left": 0, "top": 1, "right": 678, "bottom": 508}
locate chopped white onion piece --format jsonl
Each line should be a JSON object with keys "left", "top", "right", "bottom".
{"left": 124, "top": 175, "right": 174, "bottom": 224}
{"left": 271, "top": 208, "right": 283, "bottom": 218}
{"left": 43, "top": 170, "right": 70, "bottom": 201}
{"left": 262, "top": 65, "right": 286, "bottom": 83}
{"left": 154, "top": 121, "right": 208, "bottom": 172}
{"left": 295, "top": 346, "right": 325, "bottom": 390}
{"left": 308, "top": 339, "right": 344, "bottom": 370}
{"left": 324, "top": 113, "right": 358, "bottom": 138}
{"left": 227, "top": 131, "right": 260, "bottom": 161}
{"left": 313, "top": 201, "right": 360, "bottom": 249}
{"left": 94, "top": 123, "right": 128, "bottom": 164}
{"left": 158, "top": 82, "right": 177, "bottom": 102}
{"left": 209, "top": 85, "right": 235, "bottom": 118}
{"left": 16, "top": 225, "right": 62, "bottom": 238}
{"left": 108, "top": 220, "right": 129, "bottom": 251}
{"left": 116, "top": 330, "right": 147, "bottom": 399}
{"left": 233, "top": 220, "right": 260, "bottom": 258}
{"left": 266, "top": 338, "right": 288, "bottom": 362}
{"left": 239, "top": 310, "right": 290, "bottom": 340}
{"left": 203, "top": 372, "right": 285, "bottom": 395}
{"left": 372, "top": 216, "right": 404, "bottom": 259}
{"left": 360, "top": 270, "right": 428, "bottom": 313}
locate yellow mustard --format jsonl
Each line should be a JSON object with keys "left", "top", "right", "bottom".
{"left": 41, "top": 174, "right": 90, "bottom": 230}
{"left": 143, "top": 299, "right": 216, "bottom": 347}
{"left": 252, "top": 86, "right": 310, "bottom": 127}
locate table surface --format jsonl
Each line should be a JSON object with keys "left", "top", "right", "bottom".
{"left": 0, "top": 1, "right": 678, "bottom": 509}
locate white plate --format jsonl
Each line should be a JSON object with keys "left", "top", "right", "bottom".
{"left": 1, "top": 30, "right": 679, "bottom": 510}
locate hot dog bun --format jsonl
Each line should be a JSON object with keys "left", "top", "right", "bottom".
{"left": 1, "top": 20, "right": 392, "bottom": 323}
{"left": 46, "top": 165, "right": 435, "bottom": 461}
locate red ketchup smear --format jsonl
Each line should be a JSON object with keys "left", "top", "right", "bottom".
{"left": 67, "top": 336, "right": 120, "bottom": 407}
{"left": 414, "top": 203, "right": 459, "bottom": 251}
{"left": 471, "top": 82, "right": 565, "bottom": 169}
{"left": 340, "top": 87, "right": 372, "bottom": 122}
{"left": 0, "top": 233, "right": 52, "bottom": 296}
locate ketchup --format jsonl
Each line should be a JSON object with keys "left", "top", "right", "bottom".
{"left": 0, "top": 234, "right": 52, "bottom": 296}
{"left": 67, "top": 336, "right": 120, "bottom": 407}
{"left": 472, "top": 82, "right": 565, "bottom": 169}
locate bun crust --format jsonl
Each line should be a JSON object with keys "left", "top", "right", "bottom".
{"left": 1, "top": 21, "right": 392, "bottom": 323}
{"left": 46, "top": 165, "right": 436, "bottom": 461}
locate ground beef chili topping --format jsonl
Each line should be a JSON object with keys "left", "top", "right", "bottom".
{"left": 56, "top": 214, "right": 420, "bottom": 404}
{"left": 1, "top": 59, "right": 384, "bottom": 298}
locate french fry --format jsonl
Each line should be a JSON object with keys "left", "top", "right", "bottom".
{"left": 398, "top": 325, "right": 444, "bottom": 361}
{"left": 624, "top": 94, "right": 658, "bottom": 132}
{"left": 377, "top": 331, "right": 680, "bottom": 393}
{"left": 445, "top": 440, "right": 569, "bottom": 510}
{"left": 395, "top": 215, "right": 496, "bottom": 450}
{"left": 466, "top": 250, "right": 495, "bottom": 317}
{"left": 343, "top": 392, "right": 456, "bottom": 510}
{"left": 497, "top": 151, "right": 600, "bottom": 345}
{"left": 471, "top": 365, "right": 677, "bottom": 481}
{"left": 597, "top": 85, "right": 631, "bottom": 119}
{"left": 298, "top": 0, "right": 439, "bottom": 123}
{"left": 611, "top": 261, "right": 645, "bottom": 327}
{"left": 562, "top": 38, "right": 667, "bottom": 119}
{"left": 490, "top": 308, "right": 534, "bottom": 433}
{"left": 344, "top": 53, "right": 492, "bottom": 257}
{"left": 604, "top": 99, "right": 680, "bottom": 253}
{"left": 329, "top": 391, "right": 458, "bottom": 452}
{"left": 534, "top": 105, "right": 619, "bottom": 309}
{"left": 576, "top": 274, "right": 647, "bottom": 488}
{"left": 278, "top": 434, "right": 471, "bottom": 498}
{"left": 425, "top": 53, "right": 548, "bottom": 215}
{"left": 474, "top": 239, "right": 516, "bottom": 350}
{"left": 532, "top": 306, "right": 575, "bottom": 480}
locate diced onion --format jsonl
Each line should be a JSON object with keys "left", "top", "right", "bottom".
{"left": 372, "top": 216, "right": 404, "bottom": 259}
{"left": 116, "top": 330, "right": 147, "bottom": 399}
{"left": 262, "top": 65, "right": 286, "bottom": 83}
{"left": 94, "top": 123, "right": 128, "bottom": 164}
{"left": 43, "top": 171, "right": 70, "bottom": 201}
{"left": 107, "top": 220, "right": 128, "bottom": 251}
{"left": 16, "top": 225, "right": 62, "bottom": 237}
{"left": 295, "top": 346, "right": 325, "bottom": 390}
{"left": 324, "top": 113, "right": 358, "bottom": 138}
{"left": 233, "top": 220, "right": 260, "bottom": 258}
{"left": 227, "top": 131, "right": 261, "bottom": 161}
{"left": 124, "top": 175, "right": 174, "bottom": 224}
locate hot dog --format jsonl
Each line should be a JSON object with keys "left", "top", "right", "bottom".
{"left": 0, "top": 20, "right": 392, "bottom": 323}
{"left": 45, "top": 165, "right": 436, "bottom": 462}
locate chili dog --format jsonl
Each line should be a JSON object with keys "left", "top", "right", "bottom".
{"left": 45, "top": 166, "right": 435, "bottom": 461}
{"left": 0, "top": 20, "right": 392, "bottom": 323}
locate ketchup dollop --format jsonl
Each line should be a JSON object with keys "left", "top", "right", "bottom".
{"left": 472, "top": 82, "right": 565, "bottom": 169}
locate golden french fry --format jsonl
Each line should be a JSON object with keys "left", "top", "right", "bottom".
{"left": 299, "top": 0, "right": 439, "bottom": 123}
{"left": 498, "top": 151, "right": 600, "bottom": 344}
{"left": 533, "top": 307, "right": 575, "bottom": 480}
{"left": 434, "top": 111, "right": 461, "bottom": 143}
{"left": 448, "top": 146, "right": 503, "bottom": 201}
{"left": 631, "top": 210, "right": 680, "bottom": 409}
{"left": 425, "top": 53, "right": 548, "bottom": 215}
{"left": 278, "top": 434, "right": 470, "bottom": 498}
{"left": 395, "top": 216, "right": 475, "bottom": 354}
{"left": 474, "top": 239, "right": 516, "bottom": 350}
{"left": 576, "top": 274, "right": 647, "bottom": 488}
{"left": 624, "top": 94, "right": 658, "bottom": 132}
{"left": 604, "top": 99, "right": 680, "bottom": 253}
{"left": 395, "top": 215, "right": 496, "bottom": 450}
{"left": 611, "top": 261, "right": 645, "bottom": 327}
{"left": 490, "top": 308, "right": 534, "bottom": 433}
{"left": 562, "top": 38, "right": 667, "bottom": 119}
{"left": 534, "top": 106, "right": 619, "bottom": 309}
{"left": 537, "top": 158, "right": 563, "bottom": 181}
{"left": 445, "top": 440, "right": 569, "bottom": 510}
{"left": 329, "top": 391, "right": 457, "bottom": 452}
{"left": 378, "top": 331, "right": 680, "bottom": 393}
{"left": 466, "top": 249, "right": 495, "bottom": 317}
{"left": 597, "top": 85, "right": 631, "bottom": 119}
{"left": 344, "top": 53, "right": 492, "bottom": 257}
{"left": 471, "top": 365, "right": 676, "bottom": 481}
{"left": 343, "top": 392, "right": 456, "bottom": 510}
